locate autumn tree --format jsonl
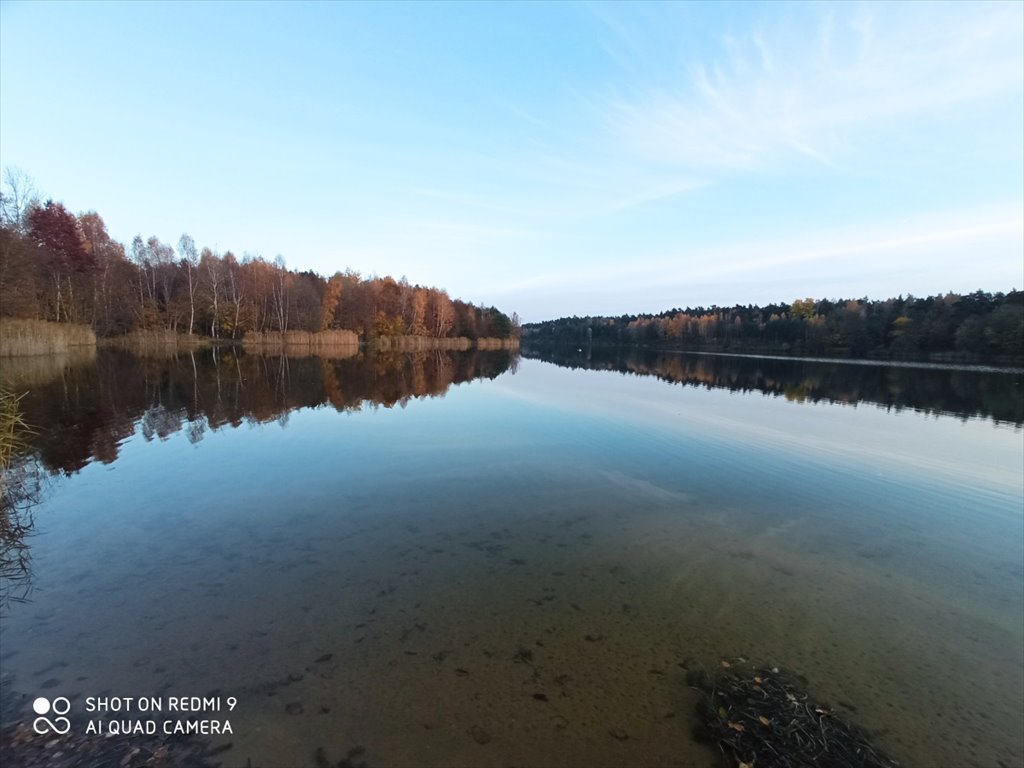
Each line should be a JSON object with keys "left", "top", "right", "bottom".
{"left": 427, "top": 289, "right": 454, "bottom": 337}
{"left": 374, "top": 276, "right": 406, "bottom": 336}
{"left": 1, "top": 174, "right": 522, "bottom": 343}
{"left": 408, "top": 287, "right": 429, "bottom": 336}
{"left": 28, "top": 201, "right": 94, "bottom": 322}
{"left": 0, "top": 170, "right": 41, "bottom": 318}
{"left": 240, "top": 255, "right": 274, "bottom": 332}
{"left": 321, "top": 273, "right": 344, "bottom": 330}
{"left": 80, "top": 212, "right": 128, "bottom": 334}
{"left": 290, "top": 270, "right": 323, "bottom": 332}
{"left": 0, "top": 225, "right": 39, "bottom": 318}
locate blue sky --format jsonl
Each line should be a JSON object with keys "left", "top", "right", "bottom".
{"left": 1, "top": 1, "right": 1021, "bottom": 321}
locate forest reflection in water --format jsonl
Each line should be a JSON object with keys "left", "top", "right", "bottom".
{"left": 525, "top": 344, "right": 1024, "bottom": 426}
{"left": 2, "top": 346, "right": 519, "bottom": 477}
{"left": 0, "top": 347, "right": 1021, "bottom": 767}
{"left": 5, "top": 344, "right": 1020, "bottom": 482}
{"left": 0, "top": 346, "right": 519, "bottom": 616}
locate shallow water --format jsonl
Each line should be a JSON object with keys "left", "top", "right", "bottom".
{"left": 1, "top": 347, "right": 1022, "bottom": 767}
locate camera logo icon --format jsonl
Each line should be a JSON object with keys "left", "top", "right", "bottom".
{"left": 32, "top": 696, "right": 71, "bottom": 735}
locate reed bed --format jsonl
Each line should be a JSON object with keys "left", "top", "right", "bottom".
{"left": 374, "top": 335, "right": 472, "bottom": 352}
{"left": 0, "top": 387, "right": 26, "bottom": 471}
{"left": 475, "top": 336, "right": 520, "bottom": 350}
{"left": 0, "top": 319, "right": 96, "bottom": 357}
{"left": 243, "top": 330, "right": 360, "bottom": 355}
{"left": 242, "top": 331, "right": 517, "bottom": 355}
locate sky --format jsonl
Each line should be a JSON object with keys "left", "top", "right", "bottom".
{"left": 1, "top": 1, "right": 1021, "bottom": 322}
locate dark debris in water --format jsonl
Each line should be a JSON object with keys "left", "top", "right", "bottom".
{"left": 512, "top": 646, "right": 534, "bottom": 664}
{"left": 313, "top": 744, "right": 367, "bottom": 768}
{"left": 688, "top": 657, "right": 899, "bottom": 768}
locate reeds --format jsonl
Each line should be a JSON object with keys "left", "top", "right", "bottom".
{"left": 0, "top": 387, "right": 27, "bottom": 471}
{"left": 475, "top": 337, "right": 520, "bottom": 350}
{"left": 241, "top": 331, "right": 518, "bottom": 354}
{"left": 374, "top": 335, "right": 518, "bottom": 351}
{"left": 374, "top": 335, "right": 472, "bottom": 352}
{"left": 0, "top": 318, "right": 96, "bottom": 357}
{"left": 243, "top": 329, "right": 360, "bottom": 354}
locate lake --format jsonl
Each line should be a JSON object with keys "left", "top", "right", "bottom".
{"left": 1, "top": 346, "right": 1021, "bottom": 768}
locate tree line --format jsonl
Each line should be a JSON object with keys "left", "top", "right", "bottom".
{"left": 524, "top": 292, "right": 1024, "bottom": 363}
{"left": 0, "top": 170, "right": 518, "bottom": 342}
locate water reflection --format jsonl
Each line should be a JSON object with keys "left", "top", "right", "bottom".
{"left": 0, "top": 349, "right": 1019, "bottom": 767}
{"left": 525, "top": 345, "right": 1023, "bottom": 425}
{"left": 3, "top": 347, "right": 519, "bottom": 476}
{"left": 0, "top": 457, "right": 44, "bottom": 613}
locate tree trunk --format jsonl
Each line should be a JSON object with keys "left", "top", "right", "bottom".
{"left": 54, "top": 272, "right": 63, "bottom": 322}
{"left": 187, "top": 263, "right": 195, "bottom": 335}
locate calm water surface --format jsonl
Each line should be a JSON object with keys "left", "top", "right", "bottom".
{"left": 1, "top": 347, "right": 1021, "bottom": 768}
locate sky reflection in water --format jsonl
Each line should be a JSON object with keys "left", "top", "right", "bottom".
{"left": 1, "top": 349, "right": 1021, "bottom": 768}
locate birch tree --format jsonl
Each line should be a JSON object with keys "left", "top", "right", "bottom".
{"left": 178, "top": 233, "right": 198, "bottom": 335}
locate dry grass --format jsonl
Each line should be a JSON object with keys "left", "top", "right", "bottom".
{"left": 242, "top": 331, "right": 518, "bottom": 354}
{"left": 374, "top": 335, "right": 472, "bottom": 351}
{"left": 0, "top": 319, "right": 96, "bottom": 357}
{"left": 0, "top": 387, "right": 27, "bottom": 471}
{"left": 475, "top": 337, "right": 520, "bottom": 350}
{"left": 243, "top": 330, "right": 360, "bottom": 355}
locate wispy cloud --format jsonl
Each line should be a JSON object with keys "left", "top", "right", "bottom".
{"left": 602, "top": 3, "right": 1024, "bottom": 174}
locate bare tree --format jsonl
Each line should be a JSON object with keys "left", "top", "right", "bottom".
{"left": 224, "top": 251, "right": 244, "bottom": 338}
{"left": 178, "top": 234, "right": 198, "bottom": 335}
{"left": 146, "top": 236, "right": 175, "bottom": 328}
{"left": 271, "top": 255, "right": 289, "bottom": 332}
{"left": 202, "top": 248, "right": 223, "bottom": 338}
{"left": 0, "top": 168, "right": 38, "bottom": 233}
